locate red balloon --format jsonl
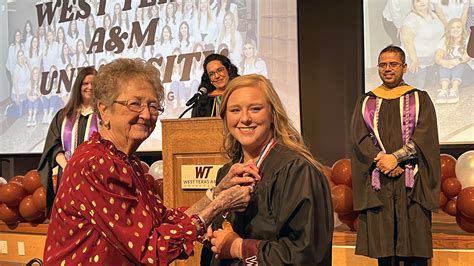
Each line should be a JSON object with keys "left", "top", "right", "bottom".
{"left": 323, "top": 166, "right": 333, "bottom": 180}
{"left": 23, "top": 169, "right": 42, "bottom": 194}
{"left": 29, "top": 212, "right": 46, "bottom": 224}
{"left": 331, "top": 159, "right": 352, "bottom": 187}
{"left": 331, "top": 185, "right": 353, "bottom": 214}
{"left": 337, "top": 211, "right": 358, "bottom": 224}
{"left": 322, "top": 166, "right": 334, "bottom": 189}
{"left": 52, "top": 174, "right": 58, "bottom": 191}
{"left": 153, "top": 179, "right": 163, "bottom": 200}
{"left": 439, "top": 192, "right": 448, "bottom": 209}
{"left": 440, "top": 154, "right": 457, "bottom": 181}
{"left": 32, "top": 187, "right": 46, "bottom": 211}
{"left": 456, "top": 187, "right": 474, "bottom": 219}
{"left": 444, "top": 199, "right": 457, "bottom": 216}
{"left": 19, "top": 195, "right": 42, "bottom": 222}
{"left": 9, "top": 175, "right": 24, "bottom": 185}
{"left": 0, "top": 182, "right": 27, "bottom": 207}
{"left": 0, "top": 203, "right": 21, "bottom": 224}
{"left": 442, "top": 178, "right": 462, "bottom": 198}
{"left": 349, "top": 217, "right": 360, "bottom": 231}
{"left": 144, "top": 173, "right": 155, "bottom": 189}
{"left": 456, "top": 214, "right": 474, "bottom": 233}
{"left": 140, "top": 161, "right": 150, "bottom": 173}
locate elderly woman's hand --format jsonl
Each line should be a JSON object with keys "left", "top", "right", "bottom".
{"left": 213, "top": 160, "right": 260, "bottom": 197}
{"left": 213, "top": 184, "right": 252, "bottom": 213}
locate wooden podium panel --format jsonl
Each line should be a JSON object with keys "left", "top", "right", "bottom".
{"left": 161, "top": 117, "right": 229, "bottom": 265}
{"left": 0, "top": 223, "right": 47, "bottom": 264}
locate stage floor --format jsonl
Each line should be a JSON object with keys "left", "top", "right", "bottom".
{"left": 1, "top": 212, "right": 473, "bottom": 265}
{"left": 333, "top": 212, "right": 474, "bottom": 266}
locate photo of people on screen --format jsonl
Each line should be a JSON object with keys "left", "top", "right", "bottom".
{"left": 366, "top": 0, "right": 474, "bottom": 144}
{"left": 1, "top": 0, "right": 275, "bottom": 153}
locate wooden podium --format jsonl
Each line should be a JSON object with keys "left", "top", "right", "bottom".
{"left": 161, "top": 117, "right": 230, "bottom": 265}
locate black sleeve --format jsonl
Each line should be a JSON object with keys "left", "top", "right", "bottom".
{"left": 191, "top": 94, "right": 214, "bottom": 117}
{"left": 37, "top": 109, "right": 65, "bottom": 213}
{"left": 256, "top": 160, "right": 333, "bottom": 266}
{"left": 350, "top": 97, "right": 384, "bottom": 211}
{"left": 409, "top": 91, "right": 440, "bottom": 211}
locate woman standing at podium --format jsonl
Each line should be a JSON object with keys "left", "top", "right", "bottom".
{"left": 43, "top": 59, "right": 254, "bottom": 265}
{"left": 191, "top": 53, "right": 239, "bottom": 117}
{"left": 202, "top": 74, "right": 334, "bottom": 265}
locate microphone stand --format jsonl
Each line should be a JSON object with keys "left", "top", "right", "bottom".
{"left": 178, "top": 103, "right": 196, "bottom": 118}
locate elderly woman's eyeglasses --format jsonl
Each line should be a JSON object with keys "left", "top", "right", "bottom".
{"left": 208, "top": 66, "right": 226, "bottom": 79}
{"left": 377, "top": 62, "right": 404, "bottom": 70}
{"left": 113, "top": 99, "right": 164, "bottom": 115}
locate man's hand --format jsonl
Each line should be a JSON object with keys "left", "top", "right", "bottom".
{"left": 388, "top": 166, "right": 404, "bottom": 178}
{"left": 374, "top": 153, "right": 398, "bottom": 174}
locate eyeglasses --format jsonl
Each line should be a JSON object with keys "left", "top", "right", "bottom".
{"left": 208, "top": 66, "right": 227, "bottom": 79}
{"left": 377, "top": 62, "right": 404, "bottom": 70}
{"left": 113, "top": 99, "right": 164, "bottom": 115}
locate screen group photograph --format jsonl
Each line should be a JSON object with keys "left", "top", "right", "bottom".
{"left": 0, "top": 1, "right": 473, "bottom": 265}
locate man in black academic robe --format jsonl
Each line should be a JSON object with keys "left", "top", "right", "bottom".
{"left": 351, "top": 45, "right": 440, "bottom": 266}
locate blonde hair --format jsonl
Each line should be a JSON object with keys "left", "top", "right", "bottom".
{"left": 445, "top": 18, "right": 467, "bottom": 56}
{"left": 217, "top": 12, "right": 237, "bottom": 51}
{"left": 219, "top": 74, "right": 322, "bottom": 170}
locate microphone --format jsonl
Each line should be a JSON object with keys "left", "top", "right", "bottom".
{"left": 185, "top": 87, "right": 207, "bottom": 106}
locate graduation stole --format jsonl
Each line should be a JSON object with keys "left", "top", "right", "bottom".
{"left": 61, "top": 111, "right": 99, "bottom": 160}
{"left": 361, "top": 91, "right": 420, "bottom": 190}
{"left": 238, "top": 138, "right": 278, "bottom": 183}
{"left": 210, "top": 89, "right": 224, "bottom": 117}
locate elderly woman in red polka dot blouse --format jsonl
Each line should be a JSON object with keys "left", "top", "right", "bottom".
{"left": 43, "top": 58, "right": 255, "bottom": 265}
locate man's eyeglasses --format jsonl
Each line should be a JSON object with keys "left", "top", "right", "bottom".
{"left": 208, "top": 66, "right": 227, "bottom": 79}
{"left": 377, "top": 62, "right": 405, "bottom": 70}
{"left": 113, "top": 99, "right": 164, "bottom": 115}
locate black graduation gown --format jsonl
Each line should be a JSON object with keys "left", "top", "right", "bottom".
{"left": 350, "top": 89, "right": 440, "bottom": 258}
{"left": 191, "top": 93, "right": 215, "bottom": 117}
{"left": 37, "top": 109, "right": 93, "bottom": 215}
{"left": 201, "top": 143, "right": 334, "bottom": 265}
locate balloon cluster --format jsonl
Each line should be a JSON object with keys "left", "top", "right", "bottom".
{"left": 325, "top": 158, "right": 359, "bottom": 231}
{"left": 0, "top": 170, "right": 46, "bottom": 225}
{"left": 439, "top": 151, "right": 474, "bottom": 233}
{"left": 141, "top": 160, "right": 164, "bottom": 200}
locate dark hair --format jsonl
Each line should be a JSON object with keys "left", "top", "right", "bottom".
{"left": 67, "top": 20, "right": 79, "bottom": 39}
{"left": 56, "top": 26, "right": 65, "bottom": 43}
{"left": 216, "top": 0, "right": 231, "bottom": 18}
{"left": 29, "top": 36, "right": 39, "bottom": 58}
{"left": 12, "top": 29, "right": 21, "bottom": 45}
{"left": 60, "top": 43, "right": 71, "bottom": 65}
{"left": 62, "top": 66, "right": 98, "bottom": 120}
{"left": 178, "top": 21, "right": 191, "bottom": 47}
{"left": 22, "top": 20, "right": 33, "bottom": 43}
{"left": 200, "top": 53, "right": 239, "bottom": 91}
{"left": 159, "top": 25, "right": 173, "bottom": 44}
{"left": 379, "top": 45, "right": 406, "bottom": 63}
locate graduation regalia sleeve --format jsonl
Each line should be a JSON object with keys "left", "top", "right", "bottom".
{"left": 37, "top": 109, "right": 65, "bottom": 213}
{"left": 350, "top": 96, "right": 384, "bottom": 211}
{"left": 191, "top": 93, "right": 214, "bottom": 117}
{"left": 408, "top": 91, "right": 440, "bottom": 211}
{"left": 255, "top": 159, "right": 333, "bottom": 266}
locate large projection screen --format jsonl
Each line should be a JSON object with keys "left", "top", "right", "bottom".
{"left": 363, "top": 0, "right": 474, "bottom": 145}
{"left": 0, "top": 0, "right": 299, "bottom": 154}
